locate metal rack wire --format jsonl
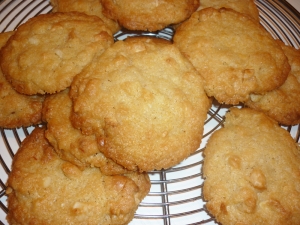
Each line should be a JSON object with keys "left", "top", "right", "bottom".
{"left": 0, "top": 0, "right": 299, "bottom": 224}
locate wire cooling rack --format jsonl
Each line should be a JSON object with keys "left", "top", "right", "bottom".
{"left": 0, "top": 0, "right": 300, "bottom": 224}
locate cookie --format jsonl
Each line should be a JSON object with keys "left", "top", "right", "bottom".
{"left": 197, "top": 0, "right": 259, "bottom": 22}
{"left": 203, "top": 107, "right": 300, "bottom": 225}
{"left": 100, "top": 0, "right": 200, "bottom": 31}
{"left": 245, "top": 41, "right": 300, "bottom": 125}
{"left": 6, "top": 127, "right": 150, "bottom": 225}
{"left": 70, "top": 37, "right": 211, "bottom": 171}
{"left": 173, "top": 7, "right": 290, "bottom": 104}
{"left": 0, "top": 31, "right": 44, "bottom": 128}
{"left": 42, "top": 89, "right": 128, "bottom": 175}
{"left": 0, "top": 12, "right": 113, "bottom": 95}
{"left": 50, "top": 0, "right": 120, "bottom": 34}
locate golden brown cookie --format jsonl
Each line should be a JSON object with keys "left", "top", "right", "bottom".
{"left": 197, "top": 0, "right": 260, "bottom": 22}
{"left": 203, "top": 107, "right": 300, "bottom": 225}
{"left": 173, "top": 8, "right": 290, "bottom": 104}
{"left": 42, "top": 89, "right": 128, "bottom": 175}
{"left": 0, "top": 12, "right": 113, "bottom": 95}
{"left": 100, "top": 0, "right": 200, "bottom": 31}
{"left": 246, "top": 41, "right": 300, "bottom": 125}
{"left": 0, "top": 31, "right": 44, "bottom": 128}
{"left": 70, "top": 37, "right": 211, "bottom": 172}
{"left": 6, "top": 127, "right": 150, "bottom": 225}
{"left": 50, "top": 0, "right": 120, "bottom": 34}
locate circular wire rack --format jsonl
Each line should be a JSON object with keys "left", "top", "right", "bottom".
{"left": 0, "top": 0, "right": 299, "bottom": 224}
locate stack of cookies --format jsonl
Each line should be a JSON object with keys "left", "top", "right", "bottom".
{"left": 0, "top": 0, "right": 210, "bottom": 224}
{"left": 0, "top": 0, "right": 299, "bottom": 224}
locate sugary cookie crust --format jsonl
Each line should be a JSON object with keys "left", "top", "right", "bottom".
{"left": 42, "top": 89, "right": 128, "bottom": 175}
{"left": 0, "top": 12, "right": 113, "bottom": 95}
{"left": 6, "top": 127, "right": 150, "bottom": 225}
{"left": 50, "top": 0, "right": 120, "bottom": 34}
{"left": 203, "top": 108, "right": 300, "bottom": 225}
{"left": 174, "top": 8, "right": 290, "bottom": 104}
{"left": 70, "top": 37, "right": 211, "bottom": 171}
{"left": 246, "top": 41, "right": 300, "bottom": 125}
{"left": 197, "top": 0, "right": 260, "bottom": 22}
{"left": 0, "top": 31, "right": 44, "bottom": 128}
{"left": 101, "top": 0, "right": 200, "bottom": 31}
